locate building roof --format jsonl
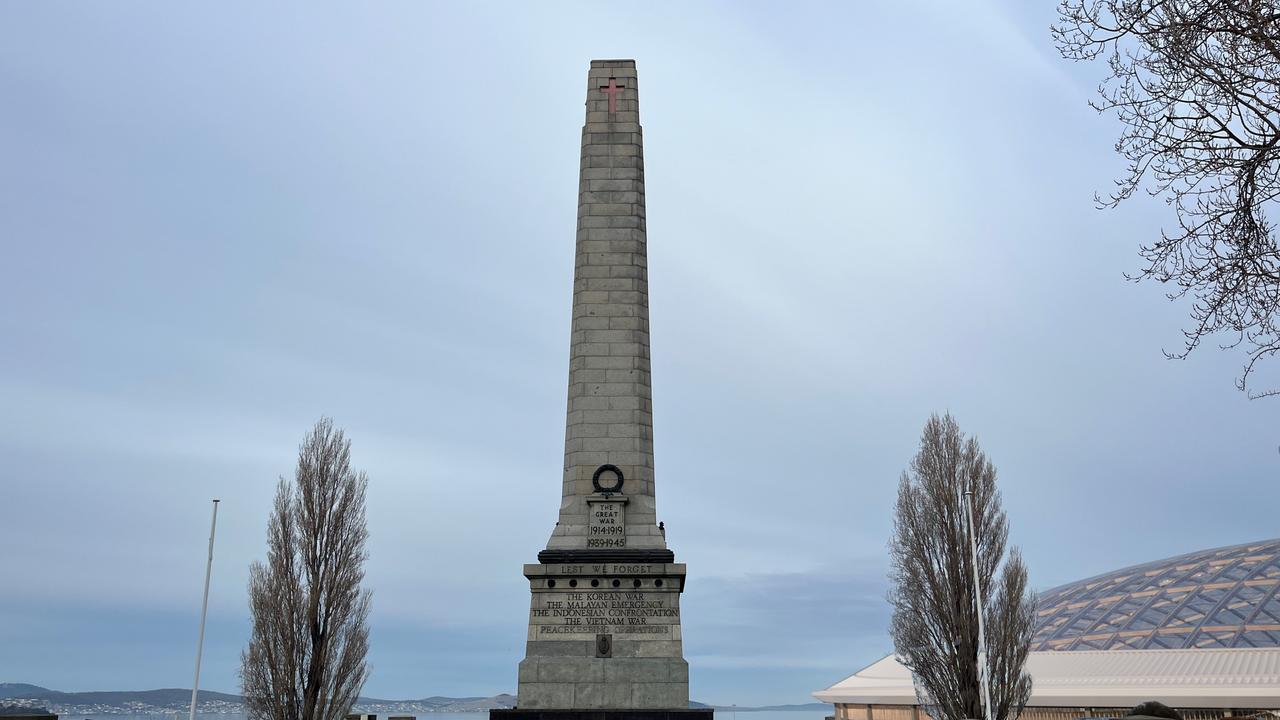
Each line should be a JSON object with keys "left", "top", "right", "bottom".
{"left": 813, "top": 648, "right": 1280, "bottom": 709}
{"left": 1034, "top": 538, "right": 1280, "bottom": 651}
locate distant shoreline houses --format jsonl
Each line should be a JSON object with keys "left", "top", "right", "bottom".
{"left": 0, "top": 705, "right": 57, "bottom": 720}
{"left": 0, "top": 694, "right": 519, "bottom": 717}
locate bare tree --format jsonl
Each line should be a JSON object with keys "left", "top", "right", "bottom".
{"left": 1053, "top": 0, "right": 1280, "bottom": 397}
{"left": 241, "top": 418, "right": 372, "bottom": 720}
{"left": 888, "top": 414, "right": 1034, "bottom": 720}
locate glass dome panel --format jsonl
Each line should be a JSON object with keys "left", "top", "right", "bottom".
{"left": 1033, "top": 538, "right": 1280, "bottom": 650}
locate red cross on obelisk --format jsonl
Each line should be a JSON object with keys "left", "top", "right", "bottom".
{"left": 599, "top": 77, "right": 625, "bottom": 114}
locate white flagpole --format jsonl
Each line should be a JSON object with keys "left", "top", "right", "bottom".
{"left": 964, "top": 486, "right": 994, "bottom": 720}
{"left": 190, "top": 499, "right": 220, "bottom": 720}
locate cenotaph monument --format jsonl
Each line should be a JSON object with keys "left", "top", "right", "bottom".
{"left": 490, "top": 60, "right": 711, "bottom": 720}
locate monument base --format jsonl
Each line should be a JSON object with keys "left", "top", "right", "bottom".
{"left": 491, "top": 709, "right": 713, "bottom": 720}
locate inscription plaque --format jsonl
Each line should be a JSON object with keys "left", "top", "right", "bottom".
{"left": 586, "top": 495, "right": 627, "bottom": 549}
{"left": 531, "top": 587, "right": 681, "bottom": 638}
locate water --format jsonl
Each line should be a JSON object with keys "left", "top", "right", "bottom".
{"left": 58, "top": 716, "right": 244, "bottom": 720}
{"left": 718, "top": 711, "right": 830, "bottom": 720}
{"left": 58, "top": 716, "right": 247, "bottom": 720}
{"left": 75, "top": 712, "right": 829, "bottom": 720}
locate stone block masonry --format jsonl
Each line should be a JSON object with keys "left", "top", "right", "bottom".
{"left": 547, "top": 58, "right": 663, "bottom": 554}
{"left": 495, "top": 61, "right": 707, "bottom": 720}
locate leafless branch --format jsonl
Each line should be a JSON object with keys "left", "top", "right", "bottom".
{"left": 1054, "top": 0, "right": 1280, "bottom": 397}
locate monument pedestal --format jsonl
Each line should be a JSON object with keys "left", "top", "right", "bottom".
{"left": 516, "top": 560, "right": 692, "bottom": 710}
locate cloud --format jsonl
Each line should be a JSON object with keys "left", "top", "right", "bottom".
{"left": 2, "top": 0, "right": 1278, "bottom": 707}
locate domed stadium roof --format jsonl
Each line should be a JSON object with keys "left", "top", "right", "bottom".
{"left": 1033, "top": 538, "right": 1280, "bottom": 651}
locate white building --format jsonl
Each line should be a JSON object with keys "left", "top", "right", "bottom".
{"left": 816, "top": 648, "right": 1280, "bottom": 719}
{"left": 816, "top": 539, "right": 1280, "bottom": 720}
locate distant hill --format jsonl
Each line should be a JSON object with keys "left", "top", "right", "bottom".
{"left": 0, "top": 685, "right": 515, "bottom": 714}
{"left": 0, "top": 690, "right": 51, "bottom": 702}
{"left": 0, "top": 685, "right": 825, "bottom": 714}
{"left": 0, "top": 684, "right": 242, "bottom": 706}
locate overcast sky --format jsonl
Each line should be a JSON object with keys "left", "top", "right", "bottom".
{"left": 2, "top": 0, "right": 1277, "bottom": 708}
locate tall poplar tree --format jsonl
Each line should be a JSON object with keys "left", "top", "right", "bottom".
{"left": 888, "top": 413, "right": 1035, "bottom": 720}
{"left": 241, "top": 418, "right": 372, "bottom": 720}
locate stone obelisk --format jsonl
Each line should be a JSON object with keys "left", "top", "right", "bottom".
{"left": 491, "top": 60, "right": 710, "bottom": 720}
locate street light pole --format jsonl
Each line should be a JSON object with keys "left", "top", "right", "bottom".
{"left": 964, "top": 486, "right": 993, "bottom": 720}
{"left": 190, "top": 499, "right": 220, "bottom": 720}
